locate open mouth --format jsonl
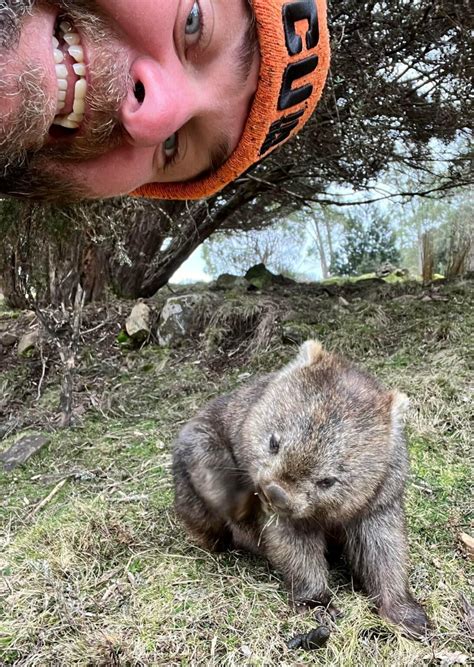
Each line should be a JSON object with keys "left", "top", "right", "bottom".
{"left": 50, "top": 17, "right": 88, "bottom": 136}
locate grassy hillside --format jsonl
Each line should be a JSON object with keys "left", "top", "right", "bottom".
{"left": 0, "top": 278, "right": 472, "bottom": 665}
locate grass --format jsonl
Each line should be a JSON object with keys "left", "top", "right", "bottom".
{"left": 0, "top": 279, "right": 473, "bottom": 665}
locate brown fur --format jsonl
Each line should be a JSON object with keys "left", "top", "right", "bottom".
{"left": 172, "top": 341, "right": 430, "bottom": 636}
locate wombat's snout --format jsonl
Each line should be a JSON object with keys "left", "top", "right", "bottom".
{"left": 260, "top": 482, "right": 290, "bottom": 511}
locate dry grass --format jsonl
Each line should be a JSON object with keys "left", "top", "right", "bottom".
{"left": 0, "top": 278, "right": 473, "bottom": 666}
{"left": 194, "top": 295, "right": 282, "bottom": 366}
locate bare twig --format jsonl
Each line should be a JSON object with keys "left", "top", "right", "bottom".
{"left": 28, "top": 478, "right": 68, "bottom": 518}
{"left": 36, "top": 341, "right": 48, "bottom": 402}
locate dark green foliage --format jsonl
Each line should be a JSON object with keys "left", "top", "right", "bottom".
{"left": 331, "top": 211, "right": 401, "bottom": 276}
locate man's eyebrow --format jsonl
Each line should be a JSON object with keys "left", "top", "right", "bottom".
{"left": 191, "top": 6, "right": 258, "bottom": 181}
{"left": 191, "top": 134, "right": 230, "bottom": 184}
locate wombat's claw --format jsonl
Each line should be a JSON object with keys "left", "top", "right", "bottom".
{"left": 314, "top": 604, "right": 342, "bottom": 625}
{"left": 292, "top": 600, "right": 311, "bottom": 614}
{"left": 401, "top": 619, "right": 432, "bottom": 640}
{"left": 328, "top": 604, "right": 343, "bottom": 622}
{"left": 291, "top": 595, "right": 337, "bottom": 617}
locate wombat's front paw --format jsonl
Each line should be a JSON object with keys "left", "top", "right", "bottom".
{"left": 381, "top": 600, "right": 431, "bottom": 637}
{"left": 292, "top": 599, "right": 312, "bottom": 615}
{"left": 227, "top": 489, "right": 260, "bottom": 523}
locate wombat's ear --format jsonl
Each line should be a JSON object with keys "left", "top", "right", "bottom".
{"left": 294, "top": 340, "right": 325, "bottom": 368}
{"left": 279, "top": 340, "right": 326, "bottom": 377}
{"left": 390, "top": 391, "right": 410, "bottom": 423}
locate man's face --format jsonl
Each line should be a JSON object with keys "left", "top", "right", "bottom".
{"left": 0, "top": 0, "right": 259, "bottom": 199}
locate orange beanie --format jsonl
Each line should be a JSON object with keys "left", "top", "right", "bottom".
{"left": 133, "top": 0, "right": 330, "bottom": 201}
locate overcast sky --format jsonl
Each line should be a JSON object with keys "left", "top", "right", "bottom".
{"left": 171, "top": 247, "right": 210, "bottom": 284}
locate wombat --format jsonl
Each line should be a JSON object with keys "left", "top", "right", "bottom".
{"left": 172, "top": 340, "right": 430, "bottom": 636}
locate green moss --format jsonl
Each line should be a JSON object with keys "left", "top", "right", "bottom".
{"left": 382, "top": 273, "right": 406, "bottom": 284}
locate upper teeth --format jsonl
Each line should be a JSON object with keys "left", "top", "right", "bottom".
{"left": 52, "top": 21, "right": 88, "bottom": 129}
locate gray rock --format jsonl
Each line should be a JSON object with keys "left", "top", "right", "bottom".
{"left": 0, "top": 331, "right": 17, "bottom": 347}
{"left": 376, "top": 262, "right": 398, "bottom": 278}
{"left": 17, "top": 330, "right": 39, "bottom": 356}
{"left": 0, "top": 434, "right": 50, "bottom": 472}
{"left": 157, "top": 294, "right": 205, "bottom": 347}
{"left": 126, "top": 302, "right": 151, "bottom": 341}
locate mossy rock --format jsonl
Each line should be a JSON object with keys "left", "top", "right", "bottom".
{"left": 245, "top": 264, "right": 295, "bottom": 290}
{"left": 382, "top": 272, "right": 408, "bottom": 285}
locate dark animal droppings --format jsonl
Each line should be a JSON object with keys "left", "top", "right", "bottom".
{"left": 287, "top": 626, "right": 331, "bottom": 651}
{"left": 303, "top": 626, "right": 331, "bottom": 650}
{"left": 286, "top": 634, "right": 306, "bottom": 650}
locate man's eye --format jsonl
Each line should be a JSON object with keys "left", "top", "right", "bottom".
{"left": 164, "top": 133, "right": 178, "bottom": 159}
{"left": 185, "top": 2, "right": 202, "bottom": 38}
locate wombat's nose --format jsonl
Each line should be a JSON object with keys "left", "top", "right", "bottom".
{"left": 263, "top": 483, "right": 290, "bottom": 510}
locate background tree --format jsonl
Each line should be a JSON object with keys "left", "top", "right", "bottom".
{"left": 330, "top": 208, "right": 401, "bottom": 276}
{"left": 389, "top": 185, "right": 472, "bottom": 276}
{"left": 304, "top": 206, "right": 347, "bottom": 279}
{"left": 0, "top": 200, "right": 108, "bottom": 309}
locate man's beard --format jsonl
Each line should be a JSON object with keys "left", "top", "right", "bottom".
{"left": 0, "top": 1, "right": 34, "bottom": 49}
{"left": 0, "top": 0, "right": 130, "bottom": 200}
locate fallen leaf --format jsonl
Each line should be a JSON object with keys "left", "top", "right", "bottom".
{"left": 241, "top": 645, "right": 252, "bottom": 658}
{"left": 459, "top": 533, "right": 474, "bottom": 561}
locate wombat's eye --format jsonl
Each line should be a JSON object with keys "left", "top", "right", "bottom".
{"left": 317, "top": 477, "right": 337, "bottom": 489}
{"left": 269, "top": 434, "right": 280, "bottom": 454}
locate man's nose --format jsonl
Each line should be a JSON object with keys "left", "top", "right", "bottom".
{"left": 120, "top": 57, "right": 198, "bottom": 147}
